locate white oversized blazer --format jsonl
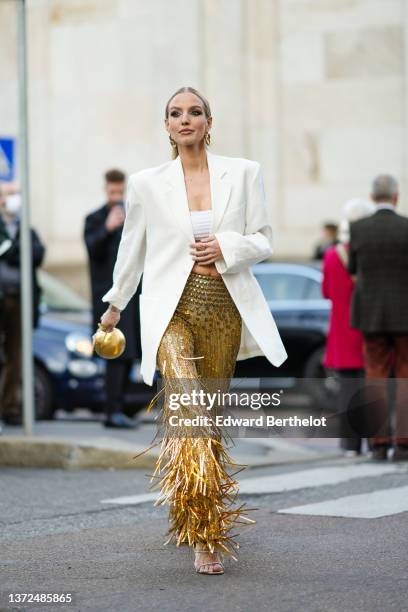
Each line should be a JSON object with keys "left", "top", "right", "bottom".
{"left": 102, "top": 150, "right": 288, "bottom": 386}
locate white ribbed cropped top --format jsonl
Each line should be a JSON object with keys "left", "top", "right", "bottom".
{"left": 189, "top": 209, "right": 213, "bottom": 241}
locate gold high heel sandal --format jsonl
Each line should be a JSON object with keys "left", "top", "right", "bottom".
{"left": 194, "top": 545, "right": 225, "bottom": 575}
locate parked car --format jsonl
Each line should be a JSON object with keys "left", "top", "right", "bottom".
{"left": 233, "top": 262, "right": 333, "bottom": 407}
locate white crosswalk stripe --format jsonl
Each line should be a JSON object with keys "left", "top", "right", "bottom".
{"left": 101, "top": 462, "right": 406, "bottom": 508}
{"left": 238, "top": 463, "right": 401, "bottom": 495}
{"left": 101, "top": 492, "right": 158, "bottom": 505}
{"left": 278, "top": 485, "right": 408, "bottom": 518}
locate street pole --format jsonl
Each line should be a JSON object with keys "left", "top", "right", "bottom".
{"left": 17, "top": 0, "right": 35, "bottom": 435}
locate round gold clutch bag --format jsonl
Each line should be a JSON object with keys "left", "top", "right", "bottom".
{"left": 92, "top": 323, "right": 126, "bottom": 359}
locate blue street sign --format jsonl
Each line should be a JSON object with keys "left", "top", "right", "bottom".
{"left": 0, "top": 137, "right": 15, "bottom": 181}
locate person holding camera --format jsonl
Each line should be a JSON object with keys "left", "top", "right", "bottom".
{"left": 84, "top": 169, "right": 142, "bottom": 429}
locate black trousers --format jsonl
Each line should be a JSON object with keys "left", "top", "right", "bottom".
{"left": 104, "top": 358, "right": 133, "bottom": 416}
{"left": 335, "top": 368, "right": 366, "bottom": 453}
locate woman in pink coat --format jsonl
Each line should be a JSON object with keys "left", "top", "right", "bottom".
{"left": 322, "top": 199, "right": 375, "bottom": 455}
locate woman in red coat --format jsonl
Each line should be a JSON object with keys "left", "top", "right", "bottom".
{"left": 322, "top": 199, "right": 375, "bottom": 455}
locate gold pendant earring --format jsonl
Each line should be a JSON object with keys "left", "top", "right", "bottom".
{"left": 169, "top": 135, "right": 178, "bottom": 149}
{"left": 205, "top": 132, "right": 211, "bottom": 146}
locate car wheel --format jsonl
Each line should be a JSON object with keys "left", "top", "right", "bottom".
{"left": 303, "top": 346, "right": 338, "bottom": 410}
{"left": 34, "top": 364, "right": 55, "bottom": 420}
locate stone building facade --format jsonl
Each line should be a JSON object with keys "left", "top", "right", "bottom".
{"left": 0, "top": 0, "right": 405, "bottom": 294}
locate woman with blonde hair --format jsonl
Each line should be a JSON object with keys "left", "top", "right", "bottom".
{"left": 322, "top": 198, "right": 375, "bottom": 455}
{"left": 98, "top": 86, "right": 287, "bottom": 574}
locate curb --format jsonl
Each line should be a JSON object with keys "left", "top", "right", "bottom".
{"left": 0, "top": 436, "right": 342, "bottom": 470}
{"left": 0, "top": 437, "right": 158, "bottom": 470}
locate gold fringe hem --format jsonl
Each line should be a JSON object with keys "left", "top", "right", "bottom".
{"left": 132, "top": 375, "right": 256, "bottom": 560}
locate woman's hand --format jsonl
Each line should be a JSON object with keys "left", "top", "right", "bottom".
{"left": 189, "top": 235, "right": 222, "bottom": 265}
{"left": 99, "top": 305, "right": 121, "bottom": 332}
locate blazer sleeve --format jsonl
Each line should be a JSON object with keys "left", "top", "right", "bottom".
{"left": 31, "top": 228, "right": 46, "bottom": 268}
{"left": 347, "top": 222, "right": 357, "bottom": 276}
{"left": 213, "top": 162, "right": 273, "bottom": 274}
{"left": 101, "top": 176, "right": 146, "bottom": 311}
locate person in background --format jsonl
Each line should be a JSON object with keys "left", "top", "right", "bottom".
{"left": 0, "top": 185, "right": 12, "bottom": 435}
{"left": 84, "top": 169, "right": 142, "bottom": 429}
{"left": 313, "top": 222, "right": 339, "bottom": 260}
{"left": 0, "top": 183, "right": 46, "bottom": 426}
{"left": 322, "top": 199, "right": 376, "bottom": 456}
{"left": 0, "top": 186, "right": 12, "bottom": 256}
{"left": 348, "top": 174, "right": 408, "bottom": 461}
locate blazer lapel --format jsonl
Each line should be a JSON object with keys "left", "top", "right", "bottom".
{"left": 161, "top": 150, "right": 232, "bottom": 241}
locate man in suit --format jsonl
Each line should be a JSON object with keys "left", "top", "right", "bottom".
{"left": 0, "top": 184, "right": 46, "bottom": 425}
{"left": 84, "top": 169, "right": 142, "bottom": 428}
{"left": 348, "top": 174, "right": 408, "bottom": 461}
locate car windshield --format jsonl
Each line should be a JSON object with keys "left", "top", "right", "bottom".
{"left": 255, "top": 272, "right": 308, "bottom": 301}
{"left": 254, "top": 269, "right": 323, "bottom": 301}
{"left": 38, "top": 269, "right": 89, "bottom": 312}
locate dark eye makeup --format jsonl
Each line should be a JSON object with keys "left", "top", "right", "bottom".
{"left": 170, "top": 109, "right": 203, "bottom": 117}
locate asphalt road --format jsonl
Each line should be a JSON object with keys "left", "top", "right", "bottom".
{"left": 1, "top": 456, "right": 407, "bottom": 612}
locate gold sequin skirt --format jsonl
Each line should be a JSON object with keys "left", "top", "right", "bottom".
{"left": 141, "top": 271, "right": 256, "bottom": 559}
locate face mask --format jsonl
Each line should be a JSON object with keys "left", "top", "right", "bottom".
{"left": 5, "top": 193, "right": 22, "bottom": 215}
